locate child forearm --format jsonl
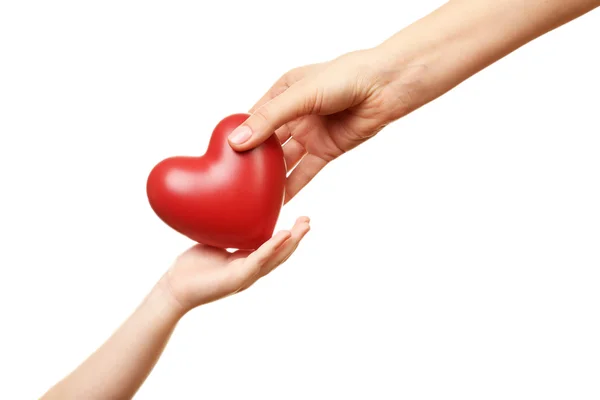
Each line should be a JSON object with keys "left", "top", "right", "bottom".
{"left": 40, "top": 218, "right": 310, "bottom": 399}
{"left": 41, "top": 278, "right": 185, "bottom": 400}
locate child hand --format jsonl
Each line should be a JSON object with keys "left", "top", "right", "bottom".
{"left": 162, "top": 216, "right": 310, "bottom": 312}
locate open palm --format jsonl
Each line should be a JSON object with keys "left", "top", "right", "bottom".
{"left": 163, "top": 217, "right": 310, "bottom": 311}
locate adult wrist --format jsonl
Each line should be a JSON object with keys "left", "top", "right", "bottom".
{"left": 372, "top": 0, "right": 598, "bottom": 117}
{"left": 370, "top": 1, "right": 513, "bottom": 116}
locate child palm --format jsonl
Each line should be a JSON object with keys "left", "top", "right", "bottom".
{"left": 163, "top": 217, "right": 310, "bottom": 311}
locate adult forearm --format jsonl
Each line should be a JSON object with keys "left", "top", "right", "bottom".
{"left": 42, "top": 277, "right": 185, "bottom": 400}
{"left": 374, "top": 0, "right": 599, "bottom": 116}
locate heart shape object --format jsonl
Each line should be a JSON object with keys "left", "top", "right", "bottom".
{"left": 146, "top": 113, "right": 286, "bottom": 250}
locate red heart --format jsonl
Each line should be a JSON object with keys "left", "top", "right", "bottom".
{"left": 146, "top": 113, "right": 286, "bottom": 250}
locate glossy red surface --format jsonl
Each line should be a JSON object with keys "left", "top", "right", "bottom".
{"left": 146, "top": 113, "right": 286, "bottom": 250}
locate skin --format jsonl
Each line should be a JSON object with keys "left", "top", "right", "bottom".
{"left": 41, "top": 217, "right": 310, "bottom": 400}
{"left": 227, "top": 0, "right": 600, "bottom": 204}
{"left": 38, "top": 0, "right": 599, "bottom": 397}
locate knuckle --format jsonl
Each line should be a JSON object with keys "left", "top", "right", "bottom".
{"left": 281, "top": 69, "right": 297, "bottom": 85}
{"left": 292, "top": 81, "right": 320, "bottom": 115}
{"left": 295, "top": 164, "right": 314, "bottom": 183}
{"left": 310, "top": 87, "right": 324, "bottom": 114}
{"left": 276, "top": 68, "right": 301, "bottom": 91}
{"left": 286, "top": 66, "right": 308, "bottom": 82}
{"left": 252, "top": 105, "right": 273, "bottom": 127}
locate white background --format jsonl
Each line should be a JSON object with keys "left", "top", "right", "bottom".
{"left": 1, "top": 1, "right": 599, "bottom": 399}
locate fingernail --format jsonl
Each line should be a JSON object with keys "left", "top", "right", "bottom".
{"left": 228, "top": 125, "right": 252, "bottom": 144}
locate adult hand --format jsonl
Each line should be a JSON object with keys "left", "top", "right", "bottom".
{"left": 227, "top": 49, "right": 412, "bottom": 203}
{"left": 228, "top": 0, "right": 599, "bottom": 204}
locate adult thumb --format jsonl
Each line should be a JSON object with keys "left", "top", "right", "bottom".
{"left": 228, "top": 81, "right": 316, "bottom": 151}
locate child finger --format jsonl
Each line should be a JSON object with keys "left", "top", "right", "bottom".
{"left": 259, "top": 219, "right": 310, "bottom": 278}
{"left": 243, "top": 230, "right": 292, "bottom": 270}
{"left": 234, "top": 217, "right": 309, "bottom": 292}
